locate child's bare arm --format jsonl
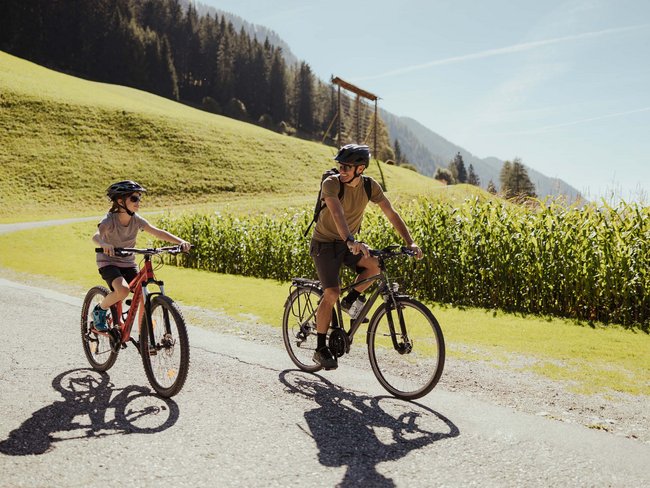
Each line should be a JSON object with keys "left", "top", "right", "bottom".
{"left": 143, "top": 223, "right": 191, "bottom": 251}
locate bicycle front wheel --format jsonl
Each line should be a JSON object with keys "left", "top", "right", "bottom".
{"left": 140, "top": 295, "right": 190, "bottom": 398}
{"left": 80, "top": 286, "right": 119, "bottom": 371}
{"left": 367, "top": 297, "right": 445, "bottom": 400}
{"left": 282, "top": 286, "right": 322, "bottom": 372}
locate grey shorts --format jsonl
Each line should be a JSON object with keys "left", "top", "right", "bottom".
{"left": 310, "top": 239, "right": 363, "bottom": 289}
{"left": 98, "top": 265, "right": 138, "bottom": 290}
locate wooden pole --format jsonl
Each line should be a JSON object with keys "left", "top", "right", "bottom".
{"left": 337, "top": 84, "right": 341, "bottom": 148}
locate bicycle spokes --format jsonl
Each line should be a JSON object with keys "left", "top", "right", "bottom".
{"left": 282, "top": 286, "right": 322, "bottom": 373}
{"left": 140, "top": 295, "right": 189, "bottom": 397}
{"left": 368, "top": 298, "right": 445, "bottom": 400}
{"left": 81, "top": 286, "right": 120, "bottom": 372}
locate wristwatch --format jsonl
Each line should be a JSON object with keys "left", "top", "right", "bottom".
{"left": 346, "top": 235, "right": 355, "bottom": 244}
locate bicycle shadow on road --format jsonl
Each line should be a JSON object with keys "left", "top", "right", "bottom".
{"left": 0, "top": 368, "right": 179, "bottom": 456}
{"left": 279, "top": 370, "right": 460, "bottom": 488}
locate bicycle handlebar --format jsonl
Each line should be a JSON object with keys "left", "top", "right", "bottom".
{"left": 95, "top": 245, "right": 190, "bottom": 257}
{"left": 369, "top": 245, "right": 417, "bottom": 259}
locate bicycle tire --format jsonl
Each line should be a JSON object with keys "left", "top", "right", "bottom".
{"left": 282, "top": 286, "right": 323, "bottom": 373}
{"left": 80, "top": 286, "right": 119, "bottom": 371}
{"left": 140, "top": 295, "right": 190, "bottom": 398}
{"left": 367, "top": 297, "right": 445, "bottom": 400}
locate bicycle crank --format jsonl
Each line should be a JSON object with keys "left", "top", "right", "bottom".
{"left": 108, "top": 328, "right": 122, "bottom": 353}
{"left": 328, "top": 328, "right": 350, "bottom": 357}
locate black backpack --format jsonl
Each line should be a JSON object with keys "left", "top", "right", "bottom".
{"left": 303, "top": 168, "right": 373, "bottom": 236}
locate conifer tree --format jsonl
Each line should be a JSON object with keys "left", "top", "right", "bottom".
{"left": 453, "top": 152, "right": 468, "bottom": 183}
{"left": 394, "top": 139, "right": 403, "bottom": 164}
{"left": 500, "top": 158, "right": 536, "bottom": 199}
{"left": 294, "top": 62, "right": 314, "bottom": 133}
{"left": 269, "top": 48, "right": 287, "bottom": 124}
{"left": 468, "top": 164, "right": 480, "bottom": 186}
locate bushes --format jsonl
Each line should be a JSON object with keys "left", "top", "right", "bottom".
{"left": 157, "top": 198, "right": 650, "bottom": 330}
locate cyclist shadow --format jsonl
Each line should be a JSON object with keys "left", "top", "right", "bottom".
{"left": 279, "top": 370, "right": 460, "bottom": 488}
{"left": 0, "top": 368, "right": 179, "bottom": 456}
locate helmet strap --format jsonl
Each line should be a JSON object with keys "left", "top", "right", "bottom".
{"left": 347, "top": 166, "right": 364, "bottom": 184}
{"left": 116, "top": 197, "right": 134, "bottom": 216}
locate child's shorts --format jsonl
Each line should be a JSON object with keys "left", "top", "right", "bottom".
{"left": 98, "top": 265, "right": 138, "bottom": 290}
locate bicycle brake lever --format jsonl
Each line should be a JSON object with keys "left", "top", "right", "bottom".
{"left": 401, "top": 247, "right": 417, "bottom": 256}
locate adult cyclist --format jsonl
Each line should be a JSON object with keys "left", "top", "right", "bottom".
{"left": 309, "top": 144, "right": 423, "bottom": 370}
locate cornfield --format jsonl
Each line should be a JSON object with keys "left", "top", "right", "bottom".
{"left": 157, "top": 198, "right": 650, "bottom": 330}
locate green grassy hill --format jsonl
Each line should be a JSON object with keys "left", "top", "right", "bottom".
{"left": 0, "top": 51, "right": 463, "bottom": 222}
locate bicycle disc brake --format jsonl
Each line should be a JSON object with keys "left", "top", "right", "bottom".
{"left": 328, "top": 328, "right": 350, "bottom": 357}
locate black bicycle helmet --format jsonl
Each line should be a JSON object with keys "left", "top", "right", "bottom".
{"left": 106, "top": 180, "right": 147, "bottom": 201}
{"left": 333, "top": 144, "right": 371, "bottom": 166}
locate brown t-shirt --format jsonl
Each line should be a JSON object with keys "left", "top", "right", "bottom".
{"left": 312, "top": 175, "right": 385, "bottom": 242}
{"left": 96, "top": 212, "right": 149, "bottom": 268}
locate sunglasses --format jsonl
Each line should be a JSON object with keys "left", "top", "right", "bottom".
{"left": 338, "top": 164, "right": 355, "bottom": 172}
{"left": 128, "top": 195, "right": 142, "bottom": 203}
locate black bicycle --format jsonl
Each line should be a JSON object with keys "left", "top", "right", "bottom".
{"left": 282, "top": 245, "right": 445, "bottom": 400}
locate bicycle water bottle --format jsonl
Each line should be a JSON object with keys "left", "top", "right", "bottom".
{"left": 347, "top": 295, "right": 366, "bottom": 319}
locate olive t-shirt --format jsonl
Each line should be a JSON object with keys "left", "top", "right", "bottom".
{"left": 96, "top": 212, "right": 149, "bottom": 268}
{"left": 312, "top": 175, "right": 385, "bottom": 242}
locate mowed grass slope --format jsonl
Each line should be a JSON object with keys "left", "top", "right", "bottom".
{"left": 0, "top": 51, "right": 445, "bottom": 222}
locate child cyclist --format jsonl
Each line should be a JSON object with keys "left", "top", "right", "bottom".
{"left": 91, "top": 180, "right": 191, "bottom": 331}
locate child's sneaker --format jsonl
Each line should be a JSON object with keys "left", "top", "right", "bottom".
{"left": 92, "top": 304, "right": 108, "bottom": 331}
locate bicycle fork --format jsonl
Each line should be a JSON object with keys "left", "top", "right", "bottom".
{"left": 384, "top": 297, "right": 413, "bottom": 355}
{"left": 142, "top": 281, "right": 166, "bottom": 357}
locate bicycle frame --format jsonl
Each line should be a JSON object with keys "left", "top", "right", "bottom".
{"left": 97, "top": 254, "right": 166, "bottom": 348}
{"left": 337, "top": 260, "right": 405, "bottom": 346}
{"left": 335, "top": 272, "right": 385, "bottom": 342}
{"left": 295, "top": 250, "right": 406, "bottom": 347}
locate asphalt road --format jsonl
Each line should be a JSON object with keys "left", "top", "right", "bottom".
{"left": 0, "top": 277, "right": 648, "bottom": 488}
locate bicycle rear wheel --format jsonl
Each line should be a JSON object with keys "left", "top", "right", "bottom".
{"left": 80, "top": 286, "right": 119, "bottom": 371}
{"left": 140, "top": 295, "right": 190, "bottom": 398}
{"left": 367, "top": 297, "right": 445, "bottom": 400}
{"left": 282, "top": 286, "right": 323, "bottom": 372}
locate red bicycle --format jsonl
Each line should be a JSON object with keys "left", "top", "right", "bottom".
{"left": 81, "top": 246, "right": 190, "bottom": 397}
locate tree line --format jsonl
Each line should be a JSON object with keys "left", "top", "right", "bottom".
{"left": 0, "top": 0, "right": 392, "bottom": 155}
{"left": 433, "top": 152, "right": 537, "bottom": 201}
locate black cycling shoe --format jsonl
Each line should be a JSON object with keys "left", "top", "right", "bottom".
{"left": 313, "top": 347, "right": 338, "bottom": 370}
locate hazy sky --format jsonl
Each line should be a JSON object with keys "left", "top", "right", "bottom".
{"left": 203, "top": 0, "right": 650, "bottom": 201}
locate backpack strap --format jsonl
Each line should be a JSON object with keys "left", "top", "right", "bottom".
{"left": 362, "top": 175, "right": 372, "bottom": 201}
{"left": 303, "top": 173, "right": 343, "bottom": 237}
{"left": 303, "top": 174, "right": 372, "bottom": 237}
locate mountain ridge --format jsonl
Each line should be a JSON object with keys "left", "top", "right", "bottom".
{"left": 381, "top": 110, "right": 583, "bottom": 201}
